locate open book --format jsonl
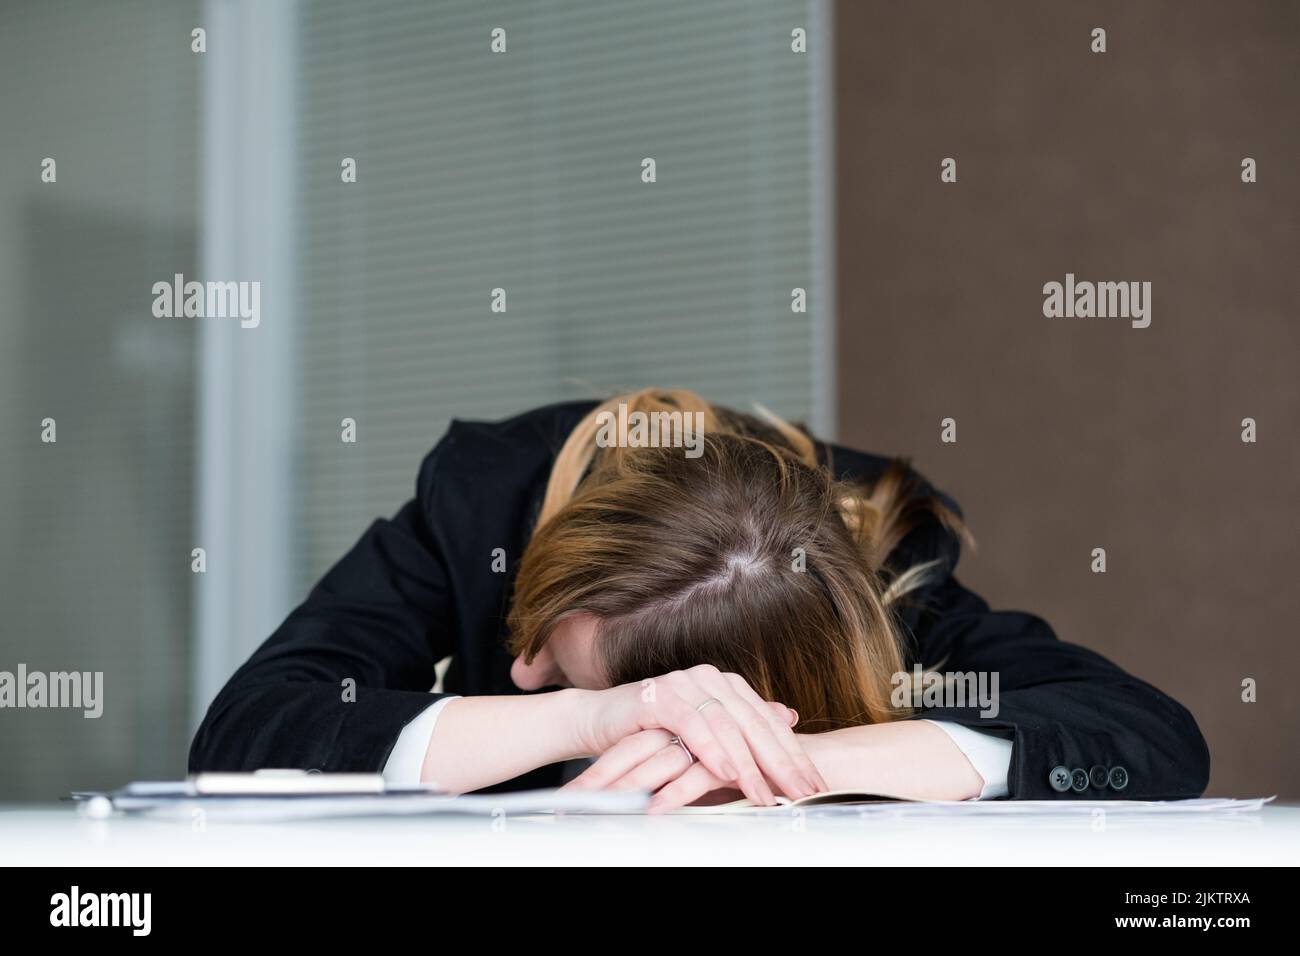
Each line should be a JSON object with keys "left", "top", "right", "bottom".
{"left": 669, "top": 789, "right": 908, "bottom": 814}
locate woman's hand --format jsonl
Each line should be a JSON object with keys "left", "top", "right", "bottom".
{"left": 563, "top": 702, "right": 817, "bottom": 812}
{"left": 571, "top": 665, "right": 828, "bottom": 807}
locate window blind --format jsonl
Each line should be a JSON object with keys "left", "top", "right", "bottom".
{"left": 293, "top": 0, "right": 826, "bottom": 590}
{"left": 0, "top": 0, "right": 201, "bottom": 799}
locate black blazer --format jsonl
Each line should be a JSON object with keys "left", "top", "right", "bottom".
{"left": 189, "top": 400, "right": 1211, "bottom": 799}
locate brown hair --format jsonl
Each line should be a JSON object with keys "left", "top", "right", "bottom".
{"left": 506, "top": 389, "right": 969, "bottom": 731}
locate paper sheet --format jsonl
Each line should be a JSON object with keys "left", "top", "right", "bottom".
{"left": 674, "top": 797, "right": 1273, "bottom": 816}
{"left": 83, "top": 787, "right": 650, "bottom": 822}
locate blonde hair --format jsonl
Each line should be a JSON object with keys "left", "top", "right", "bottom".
{"left": 508, "top": 388, "right": 970, "bottom": 730}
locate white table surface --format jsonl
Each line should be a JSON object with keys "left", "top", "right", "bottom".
{"left": 3, "top": 802, "right": 1298, "bottom": 865}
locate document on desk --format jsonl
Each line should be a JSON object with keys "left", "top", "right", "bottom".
{"left": 665, "top": 794, "right": 1273, "bottom": 815}
{"left": 73, "top": 772, "right": 650, "bottom": 821}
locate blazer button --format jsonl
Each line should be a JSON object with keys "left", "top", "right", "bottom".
{"left": 1049, "top": 766, "right": 1072, "bottom": 792}
{"left": 1070, "top": 768, "right": 1089, "bottom": 792}
{"left": 1089, "top": 765, "right": 1109, "bottom": 789}
{"left": 1109, "top": 766, "right": 1129, "bottom": 791}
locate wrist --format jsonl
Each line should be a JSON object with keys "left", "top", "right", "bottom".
{"left": 549, "top": 687, "right": 605, "bottom": 760}
{"left": 420, "top": 690, "right": 606, "bottom": 792}
{"left": 797, "top": 729, "right": 853, "bottom": 789}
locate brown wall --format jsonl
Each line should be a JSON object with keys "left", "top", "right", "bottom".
{"left": 834, "top": 1, "right": 1299, "bottom": 798}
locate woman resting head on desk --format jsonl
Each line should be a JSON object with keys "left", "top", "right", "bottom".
{"left": 190, "top": 389, "right": 1210, "bottom": 812}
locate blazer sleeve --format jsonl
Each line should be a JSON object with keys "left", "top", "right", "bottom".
{"left": 188, "top": 443, "right": 457, "bottom": 774}
{"left": 904, "top": 572, "right": 1211, "bottom": 800}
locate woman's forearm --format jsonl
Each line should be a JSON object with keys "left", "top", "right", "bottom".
{"left": 800, "top": 719, "right": 985, "bottom": 801}
{"left": 418, "top": 689, "right": 595, "bottom": 793}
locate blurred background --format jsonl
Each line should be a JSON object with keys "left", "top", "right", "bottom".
{"left": 0, "top": 0, "right": 831, "bottom": 800}
{"left": 0, "top": 0, "right": 1294, "bottom": 802}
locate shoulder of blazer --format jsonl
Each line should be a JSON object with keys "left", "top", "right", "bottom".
{"left": 446, "top": 400, "right": 601, "bottom": 459}
{"left": 407, "top": 401, "right": 604, "bottom": 638}
{"left": 411, "top": 401, "right": 603, "bottom": 588}
{"left": 816, "top": 437, "right": 966, "bottom": 580}
{"left": 414, "top": 400, "right": 599, "bottom": 503}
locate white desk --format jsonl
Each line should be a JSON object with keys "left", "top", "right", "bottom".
{"left": 3, "top": 803, "right": 1298, "bottom": 865}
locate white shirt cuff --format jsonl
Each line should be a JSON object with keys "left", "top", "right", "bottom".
{"left": 381, "top": 696, "right": 461, "bottom": 786}
{"left": 923, "top": 719, "right": 1012, "bottom": 799}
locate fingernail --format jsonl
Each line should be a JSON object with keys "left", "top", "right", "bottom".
{"left": 788, "top": 708, "right": 798, "bottom": 726}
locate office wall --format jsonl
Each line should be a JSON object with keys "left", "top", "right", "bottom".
{"left": 0, "top": 0, "right": 201, "bottom": 799}
{"left": 834, "top": 1, "right": 1298, "bottom": 797}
